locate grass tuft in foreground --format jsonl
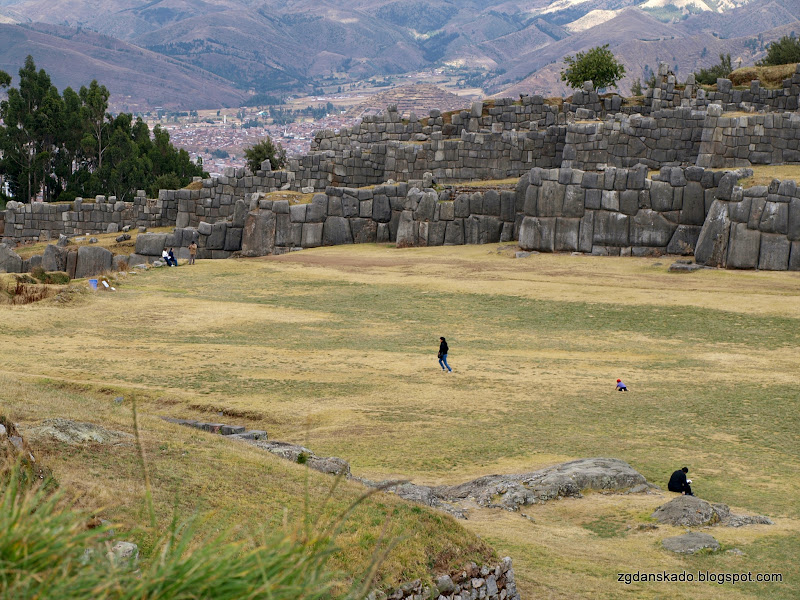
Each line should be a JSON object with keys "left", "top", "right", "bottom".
{"left": 0, "top": 459, "right": 374, "bottom": 600}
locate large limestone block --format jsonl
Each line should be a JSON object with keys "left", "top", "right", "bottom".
{"left": 323, "top": 216, "right": 353, "bottom": 246}
{"left": 578, "top": 212, "right": 594, "bottom": 253}
{"left": 428, "top": 221, "right": 446, "bottom": 246}
{"left": 275, "top": 214, "right": 294, "bottom": 247}
{"left": 554, "top": 218, "right": 580, "bottom": 251}
{"left": 759, "top": 202, "right": 789, "bottom": 234}
{"left": 414, "top": 192, "right": 437, "bottom": 222}
{"left": 444, "top": 219, "right": 464, "bottom": 245}
{"left": 454, "top": 194, "right": 471, "bottom": 218}
{"left": 483, "top": 190, "right": 501, "bottom": 216}
{"left": 788, "top": 198, "right": 800, "bottom": 241}
{"left": 630, "top": 210, "right": 677, "bottom": 247}
{"left": 537, "top": 181, "right": 565, "bottom": 217}
{"left": 241, "top": 211, "right": 276, "bottom": 256}
{"left": 519, "top": 216, "right": 556, "bottom": 252}
{"left": 224, "top": 226, "right": 243, "bottom": 251}
{"left": 726, "top": 223, "right": 761, "bottom": 269}
{"left": 758, "top": 233, "right": 790, "bottom": 270}
{"left": 134, "top": 233, "right": 167, "bottom": 256}
{"left": 350, "top": 218, "right": 378, "bottom": 244}
{"left": 372, "top": 195, "right": 392, "bottom": 223}
{"left": 205, "top": 222, "right": 227, "bottom": 250}
{"left": 290, "top": 203, "right": 307, "bottom": 223}
{"left": 789, "top": 241, "right": 800, "bottom": 270}
{"left": 728, "top": 196, "right": 752, "bottom": 223}
{"left": 680, "top": 182, "right": 706, "bottom": 225}
{"left": 666, "top": 225, "right": 701, "bottom": 255}
{"left": 523, "top": 185, "right": 539, "bottom": 216}
{"left": 562, "top": 186, "right": 585, "bottom": 218}
{"left": 42, "top": 244, "right": 68, "bottom": 272}
{"left": 695, "top": 200, "right": 730, "bottom": 267}
{"left": 306, "top": 195, "right": 328, "bottom": 223}
{"left": 395, "top": 211, "right": 416, "bottom": 248}
{"left": 500, "top": 191, "right": 516, "bottom": 222}
{"left": 233, "top": 199, "right": 248, "bottom": 228}
{"left": 650, "top": 180, "right": 675, "bottom": 212}
{"left": 74, "top": 246, "right": 113, "bottom": 278}
{"left": 439, "top": 202, "right": 455, "bottom": 221}
{"left": 592, "top": 211, "right": 629, "bottom": 246}
{"left": 0, "top": 244, "right": 23, "bottom": 273}
{"left": 341, "top": 196, "right": 359, "bottom": 218}
{"left": 301, "top": 223, "right": 323, "bottom": 248}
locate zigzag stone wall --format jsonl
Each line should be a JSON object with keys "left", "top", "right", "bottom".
{"left": 4, "top": 62, "right": 800, "bottom": 274}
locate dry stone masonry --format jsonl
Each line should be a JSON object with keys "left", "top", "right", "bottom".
{"left": 4, "top": 62, "right": 800, "bottom": 275}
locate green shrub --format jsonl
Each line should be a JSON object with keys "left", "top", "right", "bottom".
{"left": 695, "top": 53, "right": 732, "bottom": 85}
{"left": 758, "top": 35, "right": 800, "bottom": 67}
{"left": 244, "top": 136, "right": 287, "bottom": 173}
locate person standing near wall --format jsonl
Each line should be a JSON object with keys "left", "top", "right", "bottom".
{"left": 438, "top": 337, "right": 452, "bottom": 372}
{"left": 188, "top": 241, "right": 197, "bottom": 265}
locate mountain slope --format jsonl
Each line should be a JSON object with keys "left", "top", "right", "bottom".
{"left": 0, "top": 22, "right": 245, "bottom": 109}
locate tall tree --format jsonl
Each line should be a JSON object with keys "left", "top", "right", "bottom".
{"left": 0, "top": 56, "right": 60, "bottom": 202}
{"left": 79, "top": 80, "right": 110, "bottom": 172}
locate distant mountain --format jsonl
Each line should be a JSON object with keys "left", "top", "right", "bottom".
{"left": 2, "top": 0, "right": 796, "bottom": 107}
{"left": 0, "top": 22, "right": 245, "bottom": 109}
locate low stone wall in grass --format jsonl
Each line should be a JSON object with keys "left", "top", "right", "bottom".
{"left": 372, "top": 558, "right": 520, "bottom": 600}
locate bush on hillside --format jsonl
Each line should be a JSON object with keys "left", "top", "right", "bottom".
{"left": 758, "top": 35, "right": 800, "bottom": 67}
{"left": 695, "top": 53, "right": 732, "bottom": 85}
{"left": 244, "top": 136, "right": 287, "bottom": 173}
{"left": 560, "top": 45, "right": 626, "bottom": 91}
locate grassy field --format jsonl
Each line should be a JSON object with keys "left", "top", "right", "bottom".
{"left": 1, "top": 244, "right": 799, "bottom": 598}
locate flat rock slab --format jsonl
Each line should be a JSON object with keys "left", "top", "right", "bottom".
{"left": 663, "top": 532, "right": 720, "bottom": 554}
{"left": 25, "top": 419, "right": 132, "bottom": 446}
{"left": 439, "top": 457, "right": 651, "bottom": 511}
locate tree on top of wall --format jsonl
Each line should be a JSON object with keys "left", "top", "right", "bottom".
{"left": 560, "top": 45, "right": 626, "bottom": 91}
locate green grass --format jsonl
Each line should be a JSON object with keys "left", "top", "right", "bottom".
{"left": 1, "top": 246, "right": 799, "bottom": 598}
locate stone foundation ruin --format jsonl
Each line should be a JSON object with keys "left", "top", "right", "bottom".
{"left": 2, "top": 62, "right": 800, "bottom": 275}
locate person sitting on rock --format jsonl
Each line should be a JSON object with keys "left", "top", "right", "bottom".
{"left": 668, "top": 466, "right": 693, "bottom": 495}
{"left": 167, "top": 248, "right": 177, "bottom": 267}
{"left": 616, "top": 379, "right": 628, "bottom": 391}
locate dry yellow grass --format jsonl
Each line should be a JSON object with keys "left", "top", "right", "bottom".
{"left": 738, "top": 164, "right": 800, "bottom": 188}
{"left": 729, "top": 64, "right": 798, "bottom": 88}
{"left": 1, "top": 245, "right": 799, "bottom": 598}
{"left": 13, "top": 227, "right": 174, "bottom": 260}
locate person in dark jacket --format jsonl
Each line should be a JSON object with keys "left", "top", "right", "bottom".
{"left": 438, "top": 337, "right": 452, "bottom": 372}
{"left": 668, "top": 467, "right": 693, "bottom": 495}
{"left": 167, "top": 248, "right": 178, "bottom": 267}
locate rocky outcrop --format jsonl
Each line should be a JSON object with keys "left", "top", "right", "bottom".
{"left": 25, "top": 419, "right": 133, "bottom": 446}
{"left": 438, "top": 458, "right": 652, "bottom": 512}
{"left": 652, "top": 495, "right": 773, "bottom": 527}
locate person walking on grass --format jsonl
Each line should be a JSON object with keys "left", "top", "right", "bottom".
{"left": 438, "top": 337, "right": 452, "bottom": 372}
{"left": 188, "top": 241, "right": 197, "bottom": 265}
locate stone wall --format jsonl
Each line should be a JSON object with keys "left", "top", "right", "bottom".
{"left": 695, "top": 173, "right": 800, "bottom": 270}
{"left": 1, "top": 192, "right": 182, "bottom": 244}
{"left": 563, "top": 107, "right": 707, "bottom": 170}
{"left": 696, "top": 106, "right": 800, "bottom": 168}
{"left": 515, "top": 165, "right": 726, "bottom": 257}
{"left": 371, "top": 558, "right": 520, "bottom": 600}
